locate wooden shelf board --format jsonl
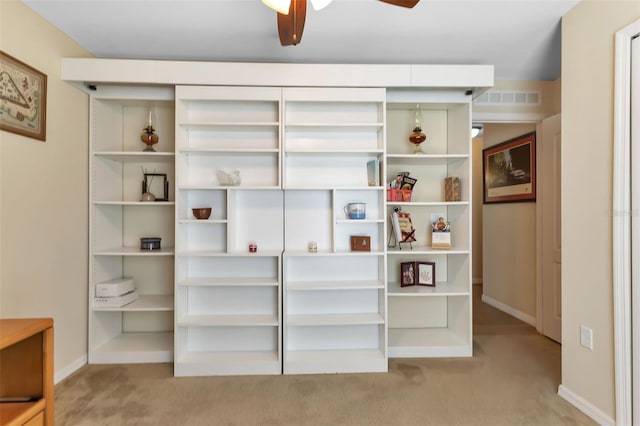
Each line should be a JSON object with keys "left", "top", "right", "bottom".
{"left": 0, "top": 399, "right": 46, "bottom": 426}
{"left": 177, "top": 277, "right": 279, "bottom": 287}
{"left": 91, "top": 332, "right": 173, "bottom": 363}
{"left": 287, "top": 313, "right": 384, "bottom": 326}
{"left": 287, "top": 280, "right": 384, "bottom": 291}
{"left": 387, "top": 281, "right": 469, "bottom": 296}
{"left": 92, "top": 294, "right": 174, "bottom": 311}
{"left": 94, "top": 247, "right": 175, "bottom": 256}
{"left": 94, "top": 201, "right": 175, "bottom": 206}
{"left": 177, "top": 314, "right": 279, "bottom": 327}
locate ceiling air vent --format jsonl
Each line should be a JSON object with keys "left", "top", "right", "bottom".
{"left": 474, "top": 90, "right": 541, "bottom": 106}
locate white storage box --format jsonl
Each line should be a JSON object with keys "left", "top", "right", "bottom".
{"left": 96, "top": 278, "right": 135, "bottom": 297}
{"left": 94, "top": 290, "right": 139, "bottom": 308}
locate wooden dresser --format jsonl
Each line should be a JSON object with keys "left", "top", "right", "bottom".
{"left": 0, "top": 318, "right": 54, "bottom": 426}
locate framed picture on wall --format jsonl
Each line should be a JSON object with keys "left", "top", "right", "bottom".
{"left": 0, "top": 51, "right": 47, "bottom": 141}
{"left": 482, "top": 132, "right": 536, "bottom": 204}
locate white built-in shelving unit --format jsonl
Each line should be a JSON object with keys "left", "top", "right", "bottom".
{"left": 71, "top": 59, "right": 492, "bottom": 375}
{"left": 282, "top": 88, "right": 388, "bottom": 374}
{"left": 89, "top": 86, "right": 176, "bottom": 364}
{"left": 173, "top": 86, "right": 283, "bottom": 376}
{"left": 385, "top": 90, "right": 473, "bottom": 358}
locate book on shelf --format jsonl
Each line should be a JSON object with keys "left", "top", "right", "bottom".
{"left": 397, "top": 211, "right": 416, "bottom": 242}
{"left": 389, "top": 210, "right": 416, "bottom": 248}
{"left": 400, "top": 175, "right": 417, "bottom": 191}
{"left": 367, "top": 159, "right": 380, "bottom": 186}
{"left": 444, "top": 176, "right": 461, "bottom": 201}
{"left": 431, "top": 213, "right": 451, "bottom": 249}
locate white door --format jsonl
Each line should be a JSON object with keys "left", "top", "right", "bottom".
{"left": 541, "top": 113, "right": 562, "bottom": 343}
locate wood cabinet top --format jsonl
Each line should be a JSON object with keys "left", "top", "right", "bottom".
{"left": 0, "top": 318, "right": 53, "bottom": 350}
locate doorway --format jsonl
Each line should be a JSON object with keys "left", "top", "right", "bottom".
{"left": 472, "top": 119, "right": 560, "bottom": 340}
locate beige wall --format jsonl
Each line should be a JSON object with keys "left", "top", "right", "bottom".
{"left": 562, "top": 0, "right": 640, "bottom": 420}
{"left": 0, "top": 0, "right": 91, "bottom": 377}
{"left": 471, "top": 135, "right": 483, "bottom": 283}
{"left": 481, "top": 123, "right": 537, "bottom": 319}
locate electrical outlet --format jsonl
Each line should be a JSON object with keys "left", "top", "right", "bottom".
{"left": 580, "top": 325, "right": 593, "bottom": 350}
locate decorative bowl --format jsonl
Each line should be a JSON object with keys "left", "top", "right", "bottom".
{"left": 192, "top": 207, "right": 212, "bottom": 220}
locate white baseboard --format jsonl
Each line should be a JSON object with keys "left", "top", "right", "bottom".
{"left": 54, "top": 354, "right": 87, "bottom": 385}
{"left": 481, "top": 294, "right": 536, "bottom": 326}
{"left": 558, "top": 385, "right": 615, "bottom": 426}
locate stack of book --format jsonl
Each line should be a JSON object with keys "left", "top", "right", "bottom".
{"left": 94, "top": 278, "right": 139, "bottom": 307}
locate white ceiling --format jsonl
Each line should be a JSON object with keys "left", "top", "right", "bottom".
{"left": 21, "top": 0, "right": 580, "bottom": 81}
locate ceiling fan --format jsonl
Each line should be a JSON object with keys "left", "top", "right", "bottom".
{"left": 262, "top": 0, "right": 420, "bottom": 46}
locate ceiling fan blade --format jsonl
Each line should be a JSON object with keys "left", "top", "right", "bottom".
{"left": 379, "top": 0, "right": 420, "bottom": 8}
{"left": 277, "top": 0, "right": 307, "bottom": 46}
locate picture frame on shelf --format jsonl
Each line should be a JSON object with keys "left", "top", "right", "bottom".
{"left": 416, "top": 261, "right": 436, "bottom": 287}
{"left": 350, "top": 235, "right": 371, "bottom": 252}
{"left": 483, "top": 132, "right": 536, "bottom": 204}
{"left": 431, "top": 213, "right": 451, "bottom": 250}
{"left": 400, "top": 262, "right": 416, "bottom": 287}
{"left": 143, "top": 173, "right": 169, "bottom": 201}
{"left": 0, "top": 51, "right": 47, "bottom": 141}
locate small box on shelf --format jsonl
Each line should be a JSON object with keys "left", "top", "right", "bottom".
{"left": 444, "top": 177, "right": 461, "bottom": 202}
{"left": 387, "top": 189, "right": 412, "bottom": 202}
{"left": 96, "top": 277, "right": 135, "bottom": 297}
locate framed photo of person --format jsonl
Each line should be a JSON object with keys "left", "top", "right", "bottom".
{"left": 400, "top": 262, "right": 416, "bottom": 287}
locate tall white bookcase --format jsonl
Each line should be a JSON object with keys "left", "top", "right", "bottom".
{"left": 173, "top": 86, "right": 283, "bottom": 376}
{"left": 88, "top": 86, "right": 176, "bottom": 364}
{"left": 72, "top": 59, "right": 492, "bottom": 374}
{"left": 385, "top": 90, "right": 473, "bottom": 358}
{"left": 281, "top": 87, "right": 388, "bottom": 374}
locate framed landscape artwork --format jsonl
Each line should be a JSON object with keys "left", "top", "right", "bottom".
{"left": 483, "top": 132, "right": 536, "bottom": 204}
{"left": 0, "top": 51, "right": 47, "bottom": 141}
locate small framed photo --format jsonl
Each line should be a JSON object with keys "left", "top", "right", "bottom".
{"left": 416, "top": 262, "right": 436, "bottom": 287}
{"left": 400, "top": 262, "right": 416, "bottom": 287}
{"left": 350, "top": 235, "right": 371, "bottom": 252}
{"left": 144, "top": 173, "right": 169, "bottom": 201}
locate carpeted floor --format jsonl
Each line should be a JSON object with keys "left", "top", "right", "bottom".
{"left": 54, "top": 286, "right": 597, "bottom": 426}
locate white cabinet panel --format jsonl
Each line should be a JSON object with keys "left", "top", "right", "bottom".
{"left": 88, "top": 90, "right": 176, "bottom": 364}
{"left": 385, "top": 92, "right": 473, "bottom": 358}
{"left": 174, "top": 86, "right": 283, "bottom": 376}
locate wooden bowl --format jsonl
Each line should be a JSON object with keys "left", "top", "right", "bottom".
{"left": 192, "top": 207, "right": 212, "bottom": 220}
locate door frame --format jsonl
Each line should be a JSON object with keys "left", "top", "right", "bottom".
{"left": 471, "top": 111, "right": 548, "bottom": 335}
{"left": 612, "top": 18, "right": 640, "bottom": 426}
